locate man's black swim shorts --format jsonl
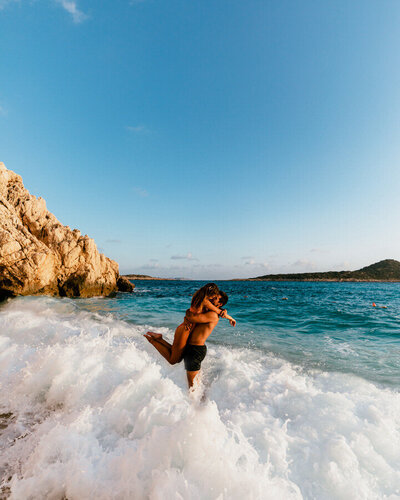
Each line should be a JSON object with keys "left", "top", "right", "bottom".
{"left": 183, "top": 344, "right": 207, "bottom": 371}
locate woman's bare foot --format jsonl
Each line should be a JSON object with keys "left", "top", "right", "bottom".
{"left": 145, "top": 331, "right": 162, "bottom": 339}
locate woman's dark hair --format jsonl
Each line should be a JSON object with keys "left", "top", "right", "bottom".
{"left": 219, "top": 291, "right": 228, "bottom": 306}
{"left": 191, "top": 283, "right": 220, "bottom": 309}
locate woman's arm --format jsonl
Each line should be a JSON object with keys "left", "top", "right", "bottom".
{"left": 185, "top": 309, "right": 219, "bottom": 324}
{"left": 204, "top": 300, "right": 232, "bottom": 322}
{"left": 189, "top": 304, "right": 203, "bottom": 313}
{"left": 190, "top": 298, "right": 222, "bottom": 315}
{"left": 224, "top": 312, "right": 236, "bottom": 327}
{"left": 186, "top": 307, "right": 236, "bottom": 326}
{"left": 202, "top": 298, "right": 222, "bottom": 315}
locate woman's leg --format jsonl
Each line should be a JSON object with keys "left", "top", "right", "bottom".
{"left": 144, "top": 335, "right": 174, "bottom": 362}
{"left": 144, "top": 323, "right": 189, "bottom": 365}
{"left": 144, "top": 332, "right": 172, "bottom": 350}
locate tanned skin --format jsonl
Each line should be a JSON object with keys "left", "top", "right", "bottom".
{"left": 144, "top": 296, "right": 236, "bottom": 387}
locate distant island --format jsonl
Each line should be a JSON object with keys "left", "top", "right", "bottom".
{"left": 245, "top": 259, "right": 400, "bottom": 282}
{"left": 123, "top": 274, "right": 177, "bottom": 281}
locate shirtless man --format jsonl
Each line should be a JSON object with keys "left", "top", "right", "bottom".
{"left": 144, "top": 292, "right": 236, "bottom": 387}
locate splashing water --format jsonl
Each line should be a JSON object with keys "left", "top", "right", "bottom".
{"left": 1, "top": 281, "right": 400, "bottom": 499}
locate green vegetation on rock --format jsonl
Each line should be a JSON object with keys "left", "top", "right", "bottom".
{"left": 250, "top": 259, "right": 400, "bottom": 282}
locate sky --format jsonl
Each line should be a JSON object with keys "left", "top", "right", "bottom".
{"left": 1, "top": 0, "right": 400, "bottom": 279}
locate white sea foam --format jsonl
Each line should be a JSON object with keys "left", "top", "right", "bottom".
{"left": 0, "top": 297, "right": 399, "bottom": 499}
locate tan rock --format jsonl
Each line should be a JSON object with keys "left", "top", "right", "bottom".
{"left": 0, "top": 162, "right": 120, "bottom": 299}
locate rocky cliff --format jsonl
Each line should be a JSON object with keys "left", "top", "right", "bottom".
{"left": 0, "top": 162, "right": 123, "bottom": 299}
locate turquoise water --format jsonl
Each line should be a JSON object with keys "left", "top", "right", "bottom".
{"left": 79, "top": 280, "right": 400, "bottom": 388}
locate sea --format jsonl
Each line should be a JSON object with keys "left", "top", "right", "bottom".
{"left": 0, "top": 280, "right": 399, "bottom": 500}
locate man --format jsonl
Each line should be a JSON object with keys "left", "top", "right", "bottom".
{"left": 144, "top": 292, "right": 235, "bottom": 387}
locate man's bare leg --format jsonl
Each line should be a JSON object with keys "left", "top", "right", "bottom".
{"left": 186, "top": 370, "right": 200, "bottom": 388}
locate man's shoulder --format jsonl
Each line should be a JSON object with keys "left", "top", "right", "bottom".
{"left": 199, "top": 309, "right": 219, "bottom": 318}
{"left": 207, "top": 311, "right": 219, "bottom": 323}
{"left": 198, "top": 311, "right": 219, "bottom": 325}
{"left": 207, "top": 310, "right": 219, "bottom": 318}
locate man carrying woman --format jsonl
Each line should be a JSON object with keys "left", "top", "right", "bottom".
{"left": 144, "top": 283, "right": 236, "bottom": 387}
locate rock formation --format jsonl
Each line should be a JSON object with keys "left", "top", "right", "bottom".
{"left": 0, "top": 162, "right": 131, "bottom": 299}
{"left": 116, "top": 276, "right": 135, "bottom": 293}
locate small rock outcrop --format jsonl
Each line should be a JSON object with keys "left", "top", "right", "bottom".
{"left": 0, "top": 162, "right": 124, "bottom": 299}
{"left": 116, "top": 276, "right": 135, "bottom": 293}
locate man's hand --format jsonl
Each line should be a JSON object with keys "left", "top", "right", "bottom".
{"left": 220, "top": 309, "right": 228, "bottom": 318}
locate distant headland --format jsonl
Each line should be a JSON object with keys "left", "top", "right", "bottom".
{"left": 244, "top": 259, "right": 400, "bottom": 282}
{"left": 123, "top": 274, "right": 177, "bottom": 281}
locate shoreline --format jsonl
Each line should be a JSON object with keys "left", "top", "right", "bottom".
{"left": 123, "top": 275, "right": 178, "bottom": 281}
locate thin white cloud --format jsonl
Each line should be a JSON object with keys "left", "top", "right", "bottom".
{"left": 192, "top": 263, "right": 223, "bottom": 269}
{"left": 333, "top": 260, "right": 351, "bottom": 270}
{"left": 55, "top": 0, "right": 88, "bottom": 23}
{"left": 0, "top": 105, "right": 6, "bottom": 116}
{"left": 0, "top": 0, "right": 17, "bottom": 10}
{"left": 171, "top": 252, "right": 198, "bottom": 261}
{"left": 126, "top": 125, "right": 149, "bottom": 134}
{"left": 132, "top": 186, "right": 149, "bottom": 198}
{"left": 243, "top": 259, "right": 269, "bottom": 269}
{"left": 244, "top": 259, "right": 256, "bottom": 265}
{"left": 141, "top": 263, "right": 160, "bottom": 270}
{"left": 289, "top": 259, "right": 319, "bottom": 271}
{"left": 0, "top": 0, "right": 87, "bottom": 22}
{"left": 310, "top": 248, "right": 329, "bottom": 254}
{"left": 134, "top": 261, "right": 261, "bottom": 280}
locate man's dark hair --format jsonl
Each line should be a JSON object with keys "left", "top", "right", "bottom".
{"left": 191, "top": 283, "right": 220, "bottom": 309}
{"left": 219, "top": 291, "right": 228, "bottom": 306}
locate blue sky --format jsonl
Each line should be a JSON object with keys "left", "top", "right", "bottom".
{"left": 1, "top": 0, "right": 400, "bottom": 279}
